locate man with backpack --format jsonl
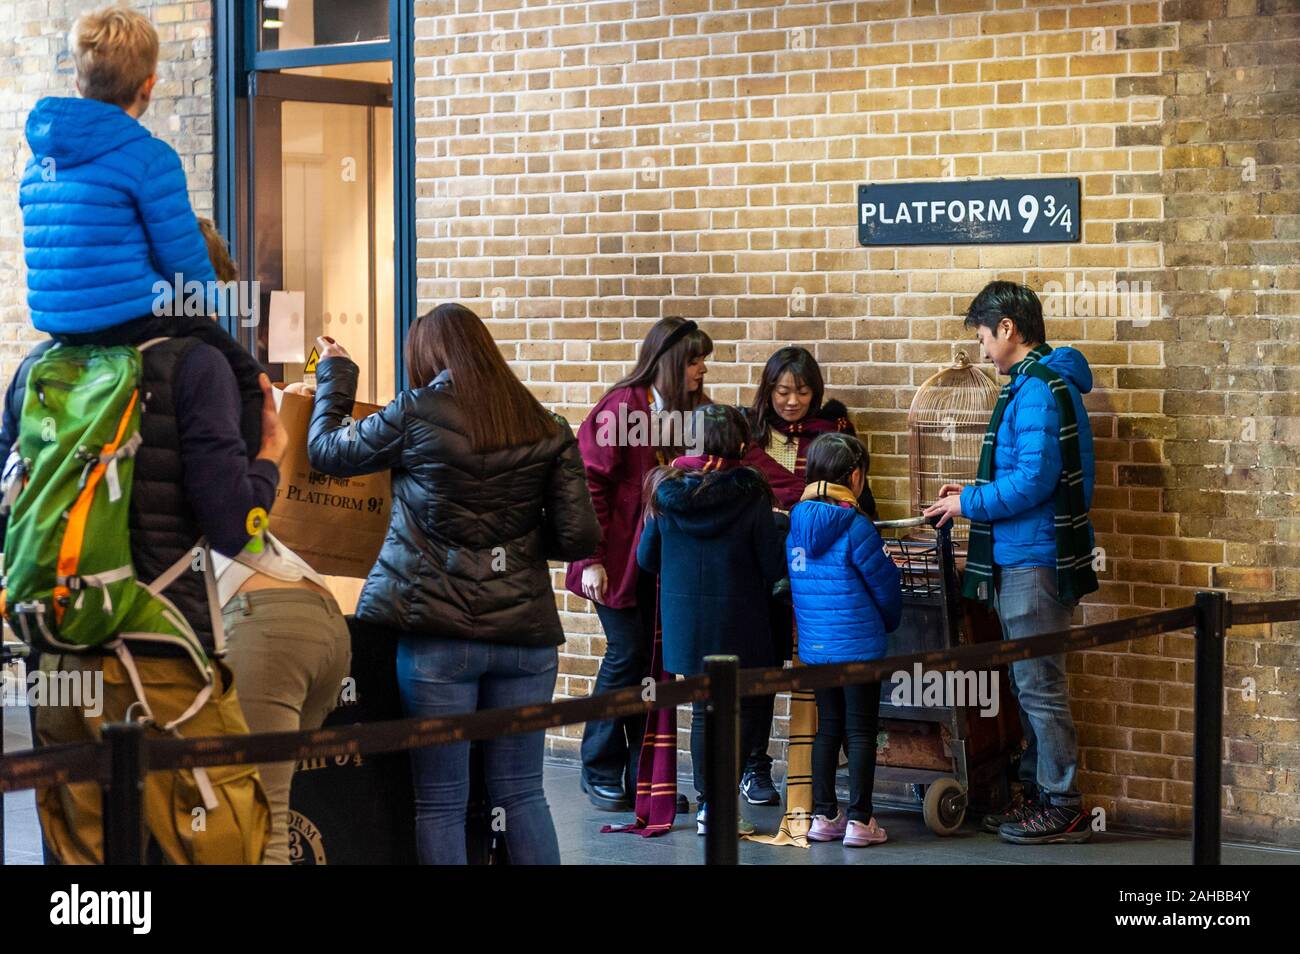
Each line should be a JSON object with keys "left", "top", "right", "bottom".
{"left": 0, "top": 326, "right": 288, "bottom": 864}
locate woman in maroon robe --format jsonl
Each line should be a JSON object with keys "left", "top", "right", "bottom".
{"left": 738, "top": 346, "right": 877, "bottom": 805}
{"left": 565, "top": 317, "right": 712, "bottom": 811}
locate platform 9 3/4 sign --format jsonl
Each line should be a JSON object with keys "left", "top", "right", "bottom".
{"left": 858, "top": 177, "right": 1081, "bottom": 246}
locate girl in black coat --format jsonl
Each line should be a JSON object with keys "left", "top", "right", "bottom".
{"left": 637, "top": 404, "right": 786, "bottom": 833}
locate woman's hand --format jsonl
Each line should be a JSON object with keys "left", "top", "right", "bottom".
{"left": 316, "top": 336, "right": 351, "bottom": 362}
{"left": 255, "top": 373, "right": 289, "bottom": 466}
{"left": 581, "top": 564, "right": 608, "bottom": 604}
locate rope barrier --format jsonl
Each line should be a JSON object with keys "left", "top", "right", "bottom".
{"left": 0, "top": 597, "right": 1228, "bottom": 791}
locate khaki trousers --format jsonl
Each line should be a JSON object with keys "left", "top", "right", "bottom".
{"left": 222, "top": 588, "right": 352, "bottom": 865}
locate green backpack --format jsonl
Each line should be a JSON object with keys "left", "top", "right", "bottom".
{"left": 1, "top": 339, "right": 222, "bottom": 734}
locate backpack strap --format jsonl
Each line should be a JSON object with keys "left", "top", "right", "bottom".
{"left": 145, "top": 538, "right": 226, "bottom": 657}
{"left": 110, "top": 641, "right": 220, "bottom": 811}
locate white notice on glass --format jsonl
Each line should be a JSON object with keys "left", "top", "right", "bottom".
{"left": 267, "top": 290, "right": 306, "bottom": 363}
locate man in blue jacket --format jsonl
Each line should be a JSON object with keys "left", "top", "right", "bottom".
{"left": 925, "top": 281, "right": 1098, "bottom": 846}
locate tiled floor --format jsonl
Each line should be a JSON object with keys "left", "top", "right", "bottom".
{"left": 5, "top": 700, "right": 1297, "bottom": 866}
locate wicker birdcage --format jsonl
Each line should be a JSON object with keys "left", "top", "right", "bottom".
{"left": 907, "top": 350, "right": 1001, "bottom": 543}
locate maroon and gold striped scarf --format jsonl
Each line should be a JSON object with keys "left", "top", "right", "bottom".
{"left": 601, "top": 576, "right": 679, "bottom": 837}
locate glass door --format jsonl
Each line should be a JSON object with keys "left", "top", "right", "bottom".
{"left": 237, "top": 65, "right": 396, "bottom": 405}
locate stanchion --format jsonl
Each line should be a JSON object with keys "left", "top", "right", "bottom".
{"left": 703, "top": 655, "right": 739, "bottom": 866}
{"left": 102, "top": 721, "right": 146, "bottom": 866}
{"left": 1192, "top": 590, "right": 1226, "bottom": 866}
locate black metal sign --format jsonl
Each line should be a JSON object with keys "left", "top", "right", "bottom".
{"left": 858, "top": 178, "right": 1081, "bottom": 245}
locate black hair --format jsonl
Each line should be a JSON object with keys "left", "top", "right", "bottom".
{"left": 748, "top": 346, "right": 825, "bottom": 446}
{"left": 644, "top": 405, "right": 776, "bottom": 517}
{"left": 693, "top": 403, "right": 749, "bottom": 459}
{"left": 805, "top": 432, "right": 870, "bottom": 488}
{"left": 963, "top": 281, "right": 1045, "bottom": 346}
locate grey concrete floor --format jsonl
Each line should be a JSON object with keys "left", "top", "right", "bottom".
{"left": 543, "top": 761, "right": 1298, "bottom": 866}
{"left": 5, "top": 699, "right": 1297, "bottom": 866}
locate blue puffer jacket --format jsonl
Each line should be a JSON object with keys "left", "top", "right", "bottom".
{"left": 787, "top": 500, "right": 902, "bottom": 664}
{"left": 20, "top": 97, "right": 216, "bottom": 334}
{"left": 960, "top": 346, "right": 1096, "bottom": 569}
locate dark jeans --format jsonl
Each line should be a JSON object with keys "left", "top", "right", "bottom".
{"left": 744, "top": 599, "right": 792, "bottom": 775}
{"left": 690, "top": 698, "right": 771, "bottom": 805}
{"left": 397, "top": 635, "right": 561, "bottom": 865}
{"left": 580, "top": 571, "right": 656, "bottom": 790}
{"left": 812, "top": 681, "right": 881, "bottom": 823}
{"left": 744, "top": 694, "right": 776, "bottom": 775}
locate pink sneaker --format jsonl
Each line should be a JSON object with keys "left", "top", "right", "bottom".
{"left": 843, "top": 817, "right": 888, "bottom": 847}
{"left": 808, "top": 812, "right": 848, "bottom": 842}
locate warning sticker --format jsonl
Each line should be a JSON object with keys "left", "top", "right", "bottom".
{"left": 303, "top": 347, "right": 320, "bottom": 373}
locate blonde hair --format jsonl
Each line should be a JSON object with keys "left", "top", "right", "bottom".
{"left": 72, "top": 6, "right": 159, "bottom": 108}
{"left": 197, "top": 217, "right": 238, "bottom": 283}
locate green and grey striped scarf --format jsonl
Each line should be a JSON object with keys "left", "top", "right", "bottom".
{"left": 962, "top": 343, "right": 1099, "bottom": 608}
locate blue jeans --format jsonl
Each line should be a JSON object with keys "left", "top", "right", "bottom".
{"left": 994, "top": 566, "right": 1082, "bottom": 808}
{"left": 396, "top": 636, "right": 561, "bottom": 864}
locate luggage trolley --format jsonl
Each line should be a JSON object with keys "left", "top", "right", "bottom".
{"left": 869, "top": 515, "right": 1021, "bottom": 836}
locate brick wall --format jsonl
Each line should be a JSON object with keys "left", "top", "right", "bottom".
{"left": 413, "top": 0, "right": 1299, "bottom": 846}
{"left": 0, "top": 0, "right": 1294, "bottom": 847}
{"left": 0, "top": 0, "right": 215, "bottom": 384}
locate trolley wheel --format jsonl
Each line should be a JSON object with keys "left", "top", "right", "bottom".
{"left": 922, "top": 777, "right": 967, "bottom": 836}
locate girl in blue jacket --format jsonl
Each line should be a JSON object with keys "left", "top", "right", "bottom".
{"left": 787, "top": 433, "right": 902, "bottom": 847}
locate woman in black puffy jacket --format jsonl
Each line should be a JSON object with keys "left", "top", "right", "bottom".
{"left": 307, "top": 302, "right": 599, "bottom": 865}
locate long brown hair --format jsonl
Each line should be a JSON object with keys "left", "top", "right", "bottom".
{"left": 405, "top": 302, "right": 560, "bottom": 453}
{"left": 611, "top": 316, "right": 713, "bottom": 416}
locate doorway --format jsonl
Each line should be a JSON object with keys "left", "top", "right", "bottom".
{"left": 237, "top": 63, "right": 397, "bottom": 405}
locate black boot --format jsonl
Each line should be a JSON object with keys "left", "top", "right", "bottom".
{"left": 580, "top": 773, "right": 631, "bottom": 812}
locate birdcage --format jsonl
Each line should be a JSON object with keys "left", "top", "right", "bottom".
{"left": 907, "top": 350, "right": 1001, "bottom": 543}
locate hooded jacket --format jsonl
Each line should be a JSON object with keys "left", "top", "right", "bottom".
{"left": 958, "top": 346, "right": 1096, "bottom": 570}
{"left": 786, "top": 495, "right": 902, "bottom": 664}
{"left": 307, "top": 357, "right": 600, "bottom": 647}
{"left": 636, "top": 466, "right": 787, "bottom": 676}
{"left": 20, "top": 97, "right": 216, "bottom": 334}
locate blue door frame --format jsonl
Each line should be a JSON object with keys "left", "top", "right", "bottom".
{"left": 213, "top": 0, "right": 416, "bottom": 385}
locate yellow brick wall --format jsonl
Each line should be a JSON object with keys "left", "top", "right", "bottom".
{"left": 413, "top": 0, "right": 1298, "bottom": 844}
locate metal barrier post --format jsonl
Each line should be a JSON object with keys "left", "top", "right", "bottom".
{"left": 1192, "top": 590, "right": 1226, "bottom": 866}
{"left": 703, "top": 655, "right": 740, "bottom": 865}
{"left": 102, "top": 721, "right": 146, "bottom": 865}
